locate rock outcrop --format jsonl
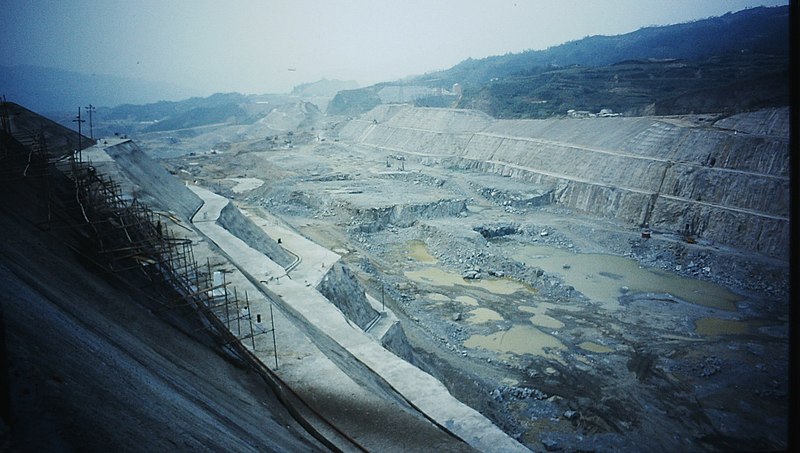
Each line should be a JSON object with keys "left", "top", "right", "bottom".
{"left": 216, "top": 202, "right": 295, "bottom": 268}
{"left": 317, "top": 262, "right": 379, "bottom": 330}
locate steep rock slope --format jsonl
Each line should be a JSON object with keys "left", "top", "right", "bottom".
{"left": 337, "top": 106, "right": 789, "bottom": 260}
{"left": 317, "top": 262, "right": 380, "bottom": 330}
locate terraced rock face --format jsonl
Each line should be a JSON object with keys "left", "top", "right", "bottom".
{"left": 339, "top": 106, "right": 789, "bottom": 260}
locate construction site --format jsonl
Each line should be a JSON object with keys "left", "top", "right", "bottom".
{"left": 0, "top": 98, "right": 790, "bottom": 452}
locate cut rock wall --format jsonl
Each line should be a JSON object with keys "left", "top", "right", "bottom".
{"left": 339, "top": 106, "right": 789, "bottom": 260}
{"left": 317, "top": 262, "right": 379, "bottom": 330}
{"left": 353, "top": 199, "right": 468, "bottom": 233}
{"left": 216, "top": 202, "right": 295, "bottom": 268}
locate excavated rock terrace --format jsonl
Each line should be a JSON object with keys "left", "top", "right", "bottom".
{"left": 140, "top": 105, "right": 789, "bottom": 451}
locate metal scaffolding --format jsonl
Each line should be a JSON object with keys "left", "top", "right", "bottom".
{"left": 2, "top": 120, "right": 279, "bottom": 367}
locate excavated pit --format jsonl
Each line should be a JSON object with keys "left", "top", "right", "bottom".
{"left": 152, "top": 105, "right": 789, "bottom": 452}
{"left": 339, "top": 106, "right": 790, "bottom": 260}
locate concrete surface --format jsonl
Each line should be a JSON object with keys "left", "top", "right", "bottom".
{"left": 189, "top": 185, "right": 529, "bottom": 452}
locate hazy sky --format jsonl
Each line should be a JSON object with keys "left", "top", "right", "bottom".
{"left": 1, "top": 0, "right": 789, "bottom": 95}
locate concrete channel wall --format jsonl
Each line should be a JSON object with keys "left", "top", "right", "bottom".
{"left": 189, "top": 185, "right": 529, "bottom": 452}
{"left": 339, "top": 106, "right": 790, "bottom": 260}
{"left": 217, "top": 201, "right": 295, "bottom": 268}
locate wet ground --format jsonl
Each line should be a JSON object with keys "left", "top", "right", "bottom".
{"left": 364, "top": 221, "right": 789, "bottom": 452}
{"left": 153, "top": 130, "right": 789, "bottom": 452}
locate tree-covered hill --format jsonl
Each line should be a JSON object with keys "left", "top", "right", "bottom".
{"left": 328, "top": 5, "right": 789, "bottom": 118}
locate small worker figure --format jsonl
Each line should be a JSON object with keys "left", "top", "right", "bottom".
{"left": 277, "top": 237, "right": 282, "bottom": 244}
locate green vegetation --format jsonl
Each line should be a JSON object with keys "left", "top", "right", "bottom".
{"left": 458, "top": 53, "right": 788, "bottom": 118}
{"left": 333, "top": 5, "right": 789, "bottom": 118}
{"left": 414, "top": 6, "right": 788, "bottom": 90}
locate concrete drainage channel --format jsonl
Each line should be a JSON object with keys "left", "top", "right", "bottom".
{"left": 188, "top": 185, "right": 529, "bottom": 452}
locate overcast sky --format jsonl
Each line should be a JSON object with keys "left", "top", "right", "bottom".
{"left": 1, "top": 0, "right": 789, "bottom": 95}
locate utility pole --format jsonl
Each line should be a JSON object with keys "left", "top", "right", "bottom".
{"left": 72, "top": 108, "right": 85, "bottom": 161}
{"left": 84, "top": 104, "right": 96, "bottom": 140}
{"left": 1, "top": 95, "right": 10, "bottom": 135}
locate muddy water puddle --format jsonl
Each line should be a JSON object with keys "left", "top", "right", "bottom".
{"left": 406, "top": 240, "right": 438, "bottom": 263}
{"left": 404, "top": 265, "right": 569, "bottom": 361}
{"left": 466, "top": 307, "right": 504, "bottom": 324}
{"left": 464, "top": 325, "right": 566, "bottom": 363}
{"left": 578, "top": 341, "right": 614, "bottom": 353}
{"left": 694, "top": 317, "right": 749, "bottom": 336}
{"left": 455, "top": 295, "right": 479, "bottom": 306}
{"left": 405, "top": 267, "right": 531, "bottom": 295}
{"left": 403, "top": 240, "right": 744, "bottom": 362}
{"left": 508, "top": 243, "right": 740, "bottom": 311}
{"left": 404, "top": 241, "right": 534, "bottom": 295}
{"left": 519, "top": 305, "right": 564, "bottom": 329}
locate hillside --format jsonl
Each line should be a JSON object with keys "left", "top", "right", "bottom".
{"left": 459, "top": 53, "right": 788, "bottom": 118}
{"left": 291, "top": 78, "right": 359, "bottom": 97}
{"left": 328, "top": 5, "right": 789, "bottom": 117}
{"left": 416, "top": 6, "right": 788, "bottom": 89}
{"left": 0, "top": 65, "right": 200, "bottom": 113}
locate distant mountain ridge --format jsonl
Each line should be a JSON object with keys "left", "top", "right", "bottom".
{"left": 0, "top": 65, "right": 201, "bottom": 113}
{"left": 418, "top": 5, "right": 788, "bottom": 88}
{"left": 291, "top": 79, "right": 359, "bottom": 97}
{"left": 328, "top": 5, "right": 789, "bottom": 117}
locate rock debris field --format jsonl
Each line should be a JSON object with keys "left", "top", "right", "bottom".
{"left": 152, "top": 105, "right": 789, "bottom": 452}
